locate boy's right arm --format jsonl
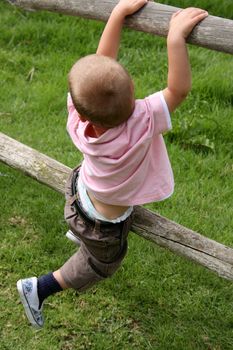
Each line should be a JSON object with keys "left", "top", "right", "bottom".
{"left": 96, "top": 0, "right": 148, "bottom": 59}
{"left": 163, "top": 8, "right": 208, "bottom": 113}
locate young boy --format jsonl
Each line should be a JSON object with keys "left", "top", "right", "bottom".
{"left": 17, "top": 0, "right": 208, "bottom": 328}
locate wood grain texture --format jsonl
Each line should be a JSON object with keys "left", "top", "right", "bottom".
{"left": 6, "top": 0, "right": 233, "bottom": 54}
{"left": 1, "top": 131, "right": 233, "bottom": 281}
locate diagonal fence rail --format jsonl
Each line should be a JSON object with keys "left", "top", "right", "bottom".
{"left": 1, "top": 131, "right": 233, "bottom": 281}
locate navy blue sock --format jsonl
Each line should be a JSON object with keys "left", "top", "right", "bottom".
{"left": 37, "top": 272, "right": 62, "bottom": 308}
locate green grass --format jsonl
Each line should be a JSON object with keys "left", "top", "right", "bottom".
{"left": 1, "top": 0, "right": 233, "bottom": 349}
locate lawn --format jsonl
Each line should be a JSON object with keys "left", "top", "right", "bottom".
{"left": 0, "top": 0, "right": 233, "bottom": 349}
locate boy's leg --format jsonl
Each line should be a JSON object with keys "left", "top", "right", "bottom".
{"left": 59, "top": 235, "right": 128, "bottom": 292}
{"left": 62, "top": 166, "right": 133, "bottom": 291}
{"left": 17, "top": 166, "right": 132, "bottom": 328}
{"left": 17, "top": 217, "right": 129, "bottom": 329}
{"left": 17, "top": 213, "right": 131, "bottom": 329}
{"left": 53, "top": 269, "right": 70, "bottom": 289}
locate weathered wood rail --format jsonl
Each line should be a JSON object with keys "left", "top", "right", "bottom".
{"left": 7, "top": 0, "right": 233, "bottom": 54}
{"left": 1, "top": 131, "right": 233, "bottom": 281}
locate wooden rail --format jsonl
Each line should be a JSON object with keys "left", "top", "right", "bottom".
{"left": 1, "top": 131, "right": 233, "bottom": 281}
{"left": 6, "top": 0, "right": 233, "bottom": 54}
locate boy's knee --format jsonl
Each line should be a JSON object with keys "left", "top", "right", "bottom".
{"left": 60, "top": 243, "right": 127, "bottom": 292}
{"left": 89, "top": 255, "right": 122, "bottom": 279}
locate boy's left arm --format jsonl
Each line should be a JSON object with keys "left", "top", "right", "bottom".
{"left": 163, "top": 8, "right": 208, "bottom": 113}
{"left": 96, "top": 0, "right": 148, "bottom": 59}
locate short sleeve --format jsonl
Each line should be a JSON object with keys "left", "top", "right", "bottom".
{"left": 145, "top": 91, "right": 172, "bottom": 135}
{"left": 66, "top": 93, "right": 81, "bottom": 139}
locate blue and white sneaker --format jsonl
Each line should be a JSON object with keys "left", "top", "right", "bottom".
{"left": 65, "top": 230, "right": 81, "bottom": 246}
{"left": 17, "top": 277, "right": 44, "bottom": 329}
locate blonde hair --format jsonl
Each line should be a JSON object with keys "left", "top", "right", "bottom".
{"left": 68, "top": 54, "right": 134, "bottom": 128}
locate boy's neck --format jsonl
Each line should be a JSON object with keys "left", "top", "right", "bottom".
{"left": 86, "top": 123, "right": 109, "bottom": 138}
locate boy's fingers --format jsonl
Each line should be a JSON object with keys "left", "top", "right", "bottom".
{"left": 138, "top": 0, "right": 148, "bottom": 7}
{"left": 189, "top": 8, "right": 208, "bottom": 18}
{"left": 173, "top": 8, "right": 208, "bottom": 23}
{"left": 135, "top": 0, "right": 148, "bottom": 11}
{"left": 191, "top": 11, "right": 208, "bottom": 24}
{"left": 172, "top": 9, "right": 182, "bottom": 18}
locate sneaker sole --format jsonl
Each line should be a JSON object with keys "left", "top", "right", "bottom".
{"left": 17, "top": 280, "right": 42, "bottom": 329}
{"left": 66, "top": 230, "right": 81, "bottom": 245}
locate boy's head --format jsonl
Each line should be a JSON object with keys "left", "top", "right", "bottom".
{"left": 68, "top": 54, "right": 134, "bottom": 128}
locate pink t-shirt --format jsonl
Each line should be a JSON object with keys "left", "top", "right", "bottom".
{"left": 67, "top": 91, "right": 174, "bottom": 206}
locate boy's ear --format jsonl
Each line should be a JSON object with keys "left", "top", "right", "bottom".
{"left": 79, "top": 114, "right": 87, "bottom": 122}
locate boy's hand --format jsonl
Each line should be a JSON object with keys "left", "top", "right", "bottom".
{"left": 168, "top": 8, "right": 208, "bottom": 40}
{"left": 115, "top": 0, "right": 148, "bottom": 18}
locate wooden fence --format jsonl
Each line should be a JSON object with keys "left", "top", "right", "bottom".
{"left": 7, "top": 0, "right": 233, "bottom": 54}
